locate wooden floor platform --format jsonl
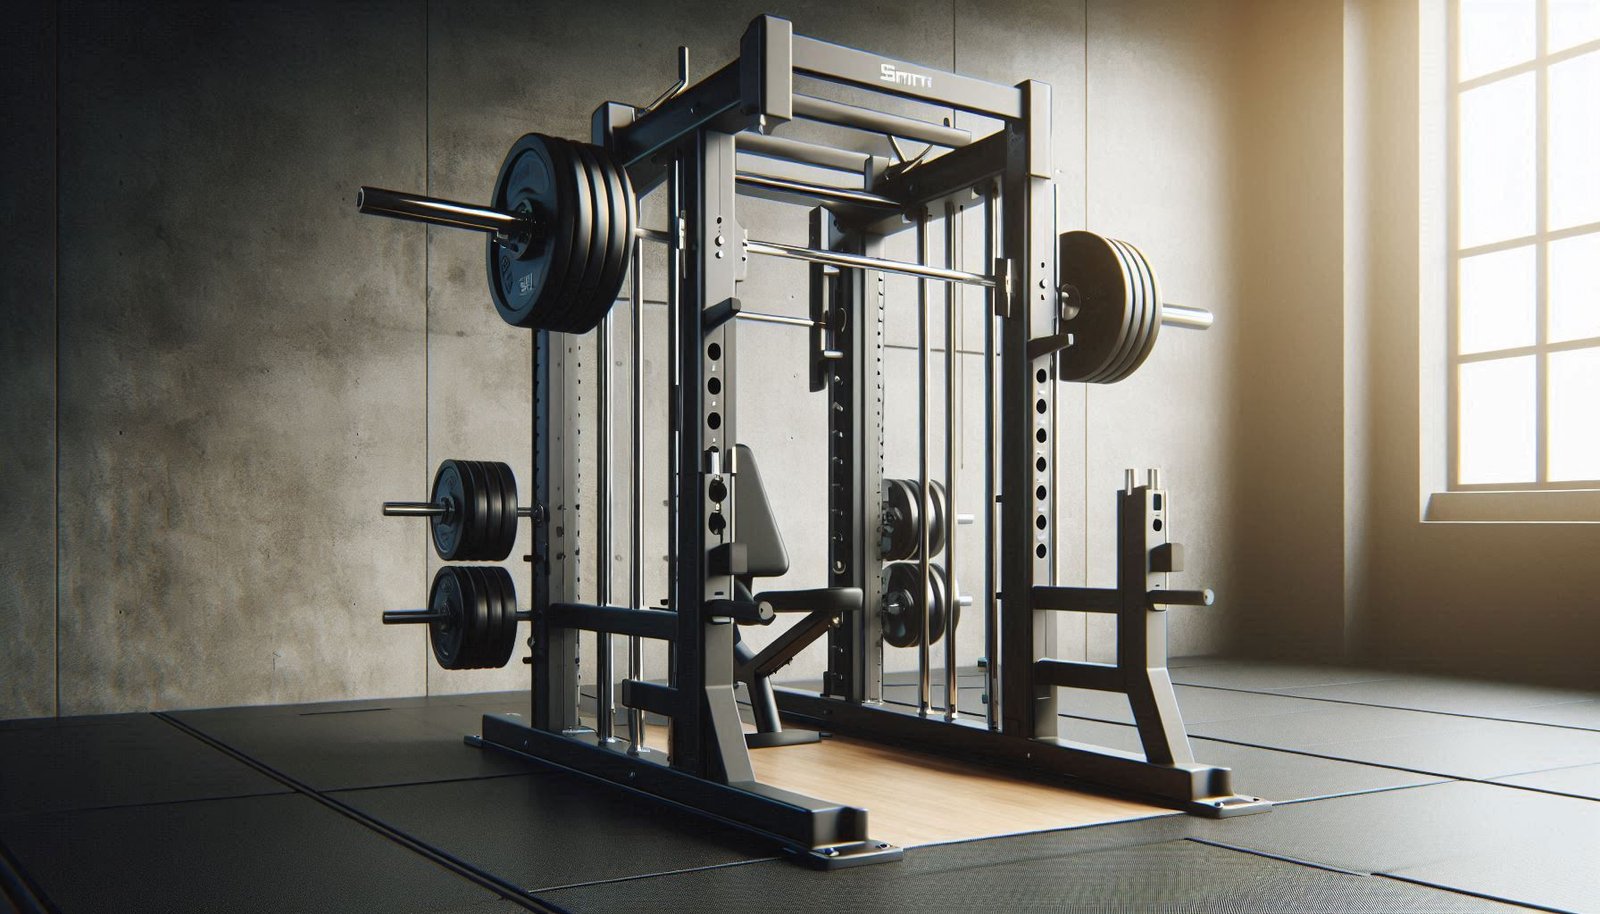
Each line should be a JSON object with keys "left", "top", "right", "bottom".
{"left": 747, "top": 727, "right": 1170, "bottom": 848}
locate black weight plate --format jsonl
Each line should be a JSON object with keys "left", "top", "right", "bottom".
{"left": 928, "top": 564, "right": 952, "bottom": 643}
{"left": 896, "top": 478, "right": 923, "bottom": 560}
{"left": 927, "top": 480, "right": 948, "bottom": 557}
{"left": 487, "top": 134, "right": 570, "bottom": 329}
{"left": 470, "top": 460, "right": 508, "bottom": 563}
{"left": 547, "top": 138, "right": 594, "bottom": 333}
{"left": 429, "top": 462, "right": 469, "bottom": 561}
{"left": 605, "top": 149, "right": 636, "bottom": 317}
{"left": 1101, "top": 238, "right": 1153, "bottom": 384}
{"left": 483, "top": 566, "right": 518, "bottom": 668}
{"left": 485, "top": 462, "right": 519, "bottom": 562}
{"left": 570, "top": 145, "right": 612, "bottom": 333}
{"left": 1118, "top": 239, "right": 1164, "bottom": 380}
{"left": 880, "top": 562, "right": 917, "bottom": 649}
{"left": 1090, "top": 237, "right": 1146, "bottom": 384}
{"left": 881, "top": 478, "right": 912, "bottom": 561}
{"left": 427, "top": 567, "right": 467, "bottom": 669}
{"left": 456, "top": 565, "right": 492, "bottom": 670}
{"left": 1057, "top": 232, "right": 1133, "bottom": 383}
{"left": 455, "top": 460, "right": 492, "bottom": 562}
{"left": 583, "top": 148, "right": 632, "bottom": 334}
{"left": 462, "top": 566, "right": 497, "bottom": 670}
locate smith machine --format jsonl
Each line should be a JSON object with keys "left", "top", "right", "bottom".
{"left": 363, "top": 15, "right": 1269, "bottom": 868}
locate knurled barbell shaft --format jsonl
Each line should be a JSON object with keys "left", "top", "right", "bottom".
{"left": 357, "top": 186, "right": 535, "bottom": 238}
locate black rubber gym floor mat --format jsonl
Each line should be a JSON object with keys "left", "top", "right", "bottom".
{"left": 0, "top": 713, "right": 288, "bottom": 816}
{"left": 1275, "top": 677, "right": 1600, "bottom": 720}
{"left": 1196, "top": 707, "right": 1600, "bottom": 780}
{"left": 1189, "top": 701, "right": 1485, "bottom": 749}
{"left": 169, "top": 703, "right": 534, "bottom": 791}
{"left": 1190, "top": 780, "right": 1600, "bottom": 913}
{"left": 1495, "top": 763, "right": 1600, "bottom": 800}
{"left": 331, "top": 772, "right": 771, "bottom": 893}
{"left": 537, "top": 832, "right": 1534, "bottom": 913}
{"left": 1052, "top": 716, "right": 1445, "bottom": 803}
{"left": 0, "top": 793, "right": 513, "bottom": 913}
{"left": 1171, "top": 659, "right": 1401, "bottom": 692}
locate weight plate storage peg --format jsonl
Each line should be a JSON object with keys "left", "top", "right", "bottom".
{"left": 382, "top": 565, "right": 522, "bottom": 671}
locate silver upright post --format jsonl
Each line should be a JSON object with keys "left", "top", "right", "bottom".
{"left": 983, "top": 184, "right": 1000, "bottom": 731}
{"left": 628, "top": 236, "right": 646, "bottom": 754}
{"left": 944, "top": 200, "right": 960, "bottom": 721}
{"left": 917, "top": 210, "right": 932, "bottom": 717}
{"left": 665, "top": 160, "right": 681, "bottom": 760}
{"left": 597, "top": 289, "right": 617, "bottom": 744}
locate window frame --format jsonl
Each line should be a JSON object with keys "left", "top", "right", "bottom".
{"left": 1447, "top": 0, "right": 1600, "bottom": 491}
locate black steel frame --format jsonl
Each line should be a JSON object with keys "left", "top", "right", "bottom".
{"left": 477, "top": 14, "right": 1268, "bottom": 870}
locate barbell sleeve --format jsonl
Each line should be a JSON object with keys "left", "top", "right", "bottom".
{"left": 383, "top": 501, "right": 447, "bottom": 517}
{"left": 383, "top": 610, "right": 448, "bottom": 624}
{"left": 1148, "top": 588, "right": 1215, "bottom": 607}
{"left": 1161, "top": 303, "right": 1213, "bottom": 331}
{"left": 356, "top": 186, "right": 535, "bottom": 238}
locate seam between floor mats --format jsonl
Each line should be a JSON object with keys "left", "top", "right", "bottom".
{"left": 1128, "top": 727, "right": 1600, "bottom": 804}
{"left": 527, "top": 855, "right": 783, "bottom": 896}
{"left": 1180, "top": 836, "right": 1369, "bottom": 876}
{"left": 1375, "top": 872, "right": 1571, "bottom": 914}
{"left": 154, "top": 712, "right": 570, "bottom": 914}
{"left": 0, "top": 834, "right": 60, "bottom": 914}
{"left": 1176, "top": 681, "right": 1600, "bottom": 733}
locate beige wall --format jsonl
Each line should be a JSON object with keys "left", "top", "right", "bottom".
{"left": 1349, "top": 0, "right": 1600, "bottom": 687}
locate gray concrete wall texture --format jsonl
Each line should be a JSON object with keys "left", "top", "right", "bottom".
{"left": 5, "top": 0, "right": 1312, "bottom": 718}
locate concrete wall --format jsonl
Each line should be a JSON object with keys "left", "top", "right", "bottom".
{"left": 5, "top": 0, "right": 1286, "bottom": 717}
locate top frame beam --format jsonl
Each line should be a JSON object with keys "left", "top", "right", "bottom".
{"left": 791, "top": 33, "right": 1023, "bottom": 119}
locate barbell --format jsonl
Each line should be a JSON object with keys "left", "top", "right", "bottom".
{"left": 356, "top": 135, "right": 1213, "bottom": 381}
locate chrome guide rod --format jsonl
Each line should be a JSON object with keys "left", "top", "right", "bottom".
{"left": 596, "top": 272, "right": 616, "bottom": 744}
{"left": 983, "top": 183, "right": 1000, "bottom": 731}
{"left": 944, "top": 199, "right": 960, "bottom": 721}
{"left": 628, "top": 235, "right": 646, "bottom": 754}
{"left": 917, "top": 210, "right": 933, "bottom": 717}
{"left": 665, "top": 158, "right": 682, "bottom": 761}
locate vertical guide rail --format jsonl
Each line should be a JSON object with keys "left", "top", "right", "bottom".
{"left": 628, "top": 235, "right": 646, "bottom": 753}
{"left": 666, "top": 155, "right": 682, "bottom": 759}
{"left": 944, "top": 200, "right": 960, "bottom": 721}
{"left": 673, "top": 128, "right": 755, "bottom": 782}
{"left": 533, "top": 328, "right": 581, "bottom": 733}
{"left": 983, "top": 183, "right": 1000, "bottom": 730}
{"left": 916, "top": 210, "right": 933, "bottom": 717}
{"left": 823, "top": 217, "right": 886, "bottom": 705}
{"left": 597, "top": 286, "right": 616, "bottom": 743}
{"left": 999, "top": 81, "right": 1060, "bottom": 740}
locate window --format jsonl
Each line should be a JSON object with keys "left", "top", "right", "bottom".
{"left": 1449, "top": 0, "right": 1600, "bottom": 490}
